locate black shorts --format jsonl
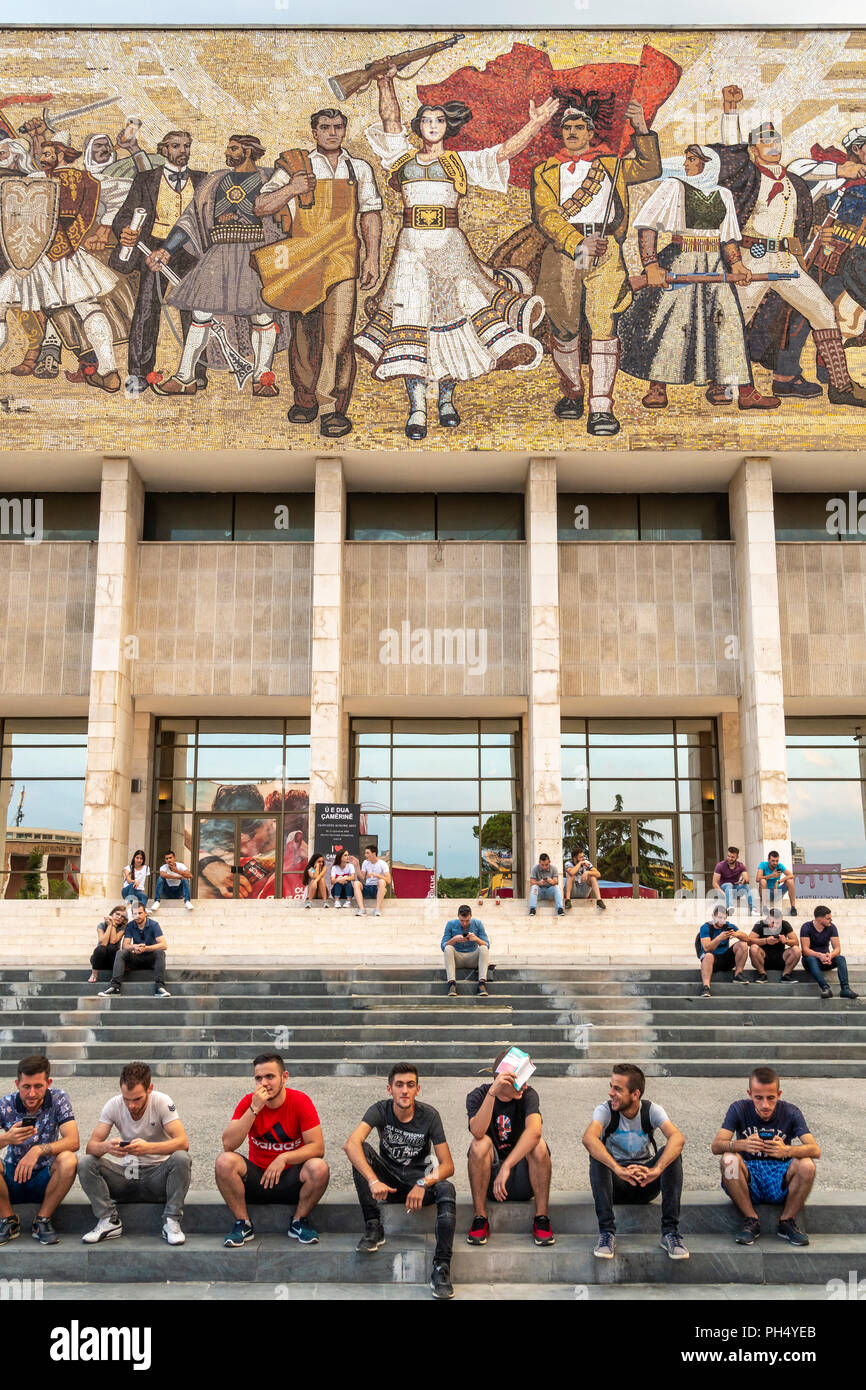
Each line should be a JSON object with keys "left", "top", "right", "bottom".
{"left": 242, "top": 1159, "right": 302, "bottom": 1205}
{"left": 468, "top": 1141, "right": 552, "bottom": 1203}
{"left": 706, "top": 947, "right": 736, "bottom": 972}
{"left": 758, "top": 944, "right": 786, "bottom": 970}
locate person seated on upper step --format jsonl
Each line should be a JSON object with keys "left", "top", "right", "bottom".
{"left": 152, "top": 849, "right": 194, "bottom": 912}
{"left": 216, "top": 1050, "right": 329, "bottom": 1249}
{"left": 344, "top": 1061, "right": 456, "bottom": 1301}
{"left": 712, "top": 1064, "right": 821, "bottom": 1248}
{"left": 528, "top": 853, "right": 564, "bottom": 916}
{"left": 78, "top": 1060, "right": 191, "bottom": 1247}
{"left": 697, "top": 904, "right": 752, "bottom": 997}
{"left": 358, "top": 845, "right": 391, "bottom": 916}
{"left": 747, "top": 907, "right": 801, "bottom": 982}
{"left": 0, "top": 1052, "right": 79, "bottom": 1247}
{"left": 582, "top": 1062, "right": 689, "bottom": 1262}
{"left": 465, "top": 1047, "right": 554, "bottom": 1249}
{"left": 441, "top": 904, "right": 491, "bottom": 998}
{"left": 756, "top": 850, "right": 797, "bottom": 917}
{"left": 98, "top": 900, "right": 170, "bottom": 999}
{"left": 799, "top": 905, "right": 859, "bottom": 1000}
{"left": 564, "top": 846, "right": 606, "bottom": 911}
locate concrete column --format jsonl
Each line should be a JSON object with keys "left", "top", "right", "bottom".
{"left": 729, "top": 457, "right": 790, "bottom": 875}
{"left": 718, "top": 709, "right": 746, "bottom": 854}
{"left": 309, "top": 458, "right": 346, "bottom": 839}
{"left": 525, "top": 458, "right": 563, "bottom": 877}
{"left": 79, "top": 457, "right": 144, "bottom": 899}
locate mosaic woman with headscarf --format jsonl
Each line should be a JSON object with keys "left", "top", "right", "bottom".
{"left": 618, "top": 144, "right": 775, "bottom": 409}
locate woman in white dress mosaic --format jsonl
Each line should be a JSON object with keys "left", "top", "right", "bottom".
{"left": 355, "top": 66, "right": 557, "bottom": 439}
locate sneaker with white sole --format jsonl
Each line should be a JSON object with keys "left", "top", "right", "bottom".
{"left": 98, "top": 983, "right": 121, "bottom": 997}
{"left": 153, "top": 984, "right": 171, "bottom": 997}
{"left": 162, "top": 1218, "right": 185, "bottom": 1245}
{"left": 593, "top": 1231, "right": 615, "bottom": 1258}
{"left": 184, "top": 901, "right": 193, "bottom": 911}
{"left": 660, "top": 1231, "right": 690, "bottom": 1260}
{"left": 374, "top": 909, "right": 382, "bottom": 917}
{"left": 82, "top": 1214, "right": 123, "bottom": 1244}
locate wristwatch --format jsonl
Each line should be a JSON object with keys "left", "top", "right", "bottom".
{"left": 415, "top": 1178, "right": 426, "bottom": 1188}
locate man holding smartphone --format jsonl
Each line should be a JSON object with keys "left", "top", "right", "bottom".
{"left": 440, "top": 905, "right": 491, "bottom": 997}
{"left": 712, "top": 1066, "right": 820, "bottom": 1247}
{"left": 78, "top": 1061, "right": 191, "bottom": 1246}
{"left": 697, "top": 905, "right": 751, "bottom": 996}
{"left": 98, "top": 900, "right": 169, "bottom": 998}
{"left": 0, "top": 1054, "right": 79, "bottom": 1246}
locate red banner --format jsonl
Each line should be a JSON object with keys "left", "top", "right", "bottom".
{"left": 418, "top": 43, "right": 681, "bottom": 187}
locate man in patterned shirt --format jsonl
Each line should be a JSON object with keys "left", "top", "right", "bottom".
{"left": 0, "top": 1053, "right": 79, "bottom": 1246}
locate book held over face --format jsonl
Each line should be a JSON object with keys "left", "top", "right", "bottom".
{"left": 495, "top": 1047, "right": 536, "bottom": 1090}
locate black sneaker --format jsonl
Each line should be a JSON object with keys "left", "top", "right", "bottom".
{"left": 557, "top": 908, "right": 565, "bottom": 916}
{"left": 841, "top": 986, "right": 860, "bottom": 999}
{"left": 753, "top": 972, "right": 768, "bottom": 983}
{"left": 447, "top": 982, "right": 457, "bottom": 997}
{"left": 788, "top": 908, "right": 798, "bottom": 916}
{"left": 820, "top": 985, "right": 833, "bottom": 999}
{"left": 430, "top": 1261, "right": 455, "bottom": 1299}
{"left": 528, "top": 908, "right": 536, "bottom": 916}
{"left": 732, "top": 973, "right": 750, "bottom": 985}
{"left": 700, "top": 985, "right": 711, "bottom": 998}
{"left": 224, "top": 1218, "right": 254, "bottom": 1248}
{"left": 777, "top": 1217, "right": 809, "bottom": 1247}
{"left": 98, "top": 983, "right": 121, "bottom": 996}
{"left": 597, "top": 899, "right": 607, "bottom": 910}
{"left": 477, "top": 981, "right": 489, "bottom": 997}
{"left": 32, "top": 1216, "right": 59, "bottom": 1245}
{"left": 735, "top": 1216, "right": 761, "bottom": 1245}
{"left": 0, "top": 1214, "right": 21, "bottom": 1245}
{"left": 356, "top": 1220, "right": 385, "bottom": 1253}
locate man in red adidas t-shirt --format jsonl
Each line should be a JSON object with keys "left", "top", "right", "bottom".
{"left": 215, "top": 1051, "right": 329, "bottom": 1247}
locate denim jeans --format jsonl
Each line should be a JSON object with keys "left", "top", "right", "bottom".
{"left": 122, "top": 884, "right": 148, "bottom": 910}
{"left": 154, "top": 877, "right": 190, "bottom": 904}
{"left": 589, "top": 1146, "right": 683, "bottom": 1235}
{"left": 804, "top": 953, "right": 850, "bottom": 990}
{"left": 529, "top": 883, "right": 564, "bottom": 910}
{"left": 723, "top": 882, "right": 754, "bottom": 914}
{"left": 331, "top": 881, "right": 355, "bottom": 900}
{"left": 353, "top": 1141, "right": 456, "bottom": 1264}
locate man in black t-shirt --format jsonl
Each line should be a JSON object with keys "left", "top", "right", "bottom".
{"left": 747, "top": 908, "right": 801, "bottom": 981}
{"left": 465, "top": 1048, "right": 554, "bottom": 1248}
{"left": 800, "top": 905, "right": 859, "bottom": 999}
{"left": 344, "top": 1062, "right": 456, "bottom": 1300}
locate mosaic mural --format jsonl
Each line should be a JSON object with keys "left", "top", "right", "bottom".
{"left": 1, "top": 26, "right": 866, "bottom": 452}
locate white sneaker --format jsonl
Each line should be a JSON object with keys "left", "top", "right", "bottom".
{"left": 374, "top": 909, "right": 382, "bottom": 917}
{"left": 162, "top": 1217, "right": 186, "bottom": 1246}
{"left": 184, "top": 900, "right": 193, "bottom": 911}
{"left": 304, "top": 901, "right": 312, "bottom": 909}
{"left": 82, "top": 1214, "right": 123, "bottom": 1244}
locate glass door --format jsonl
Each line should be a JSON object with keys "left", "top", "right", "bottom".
{"left": 391, "top": 815, "right": 436, "bottom": 899}
{"left": 436, "top": 816, "right": 481, "bottom": 898}
{"left": 590, "top": 813, "right": 678, "bottom": 899}
{"left": 195, "top": 813, "right": 280, "bottom": 899}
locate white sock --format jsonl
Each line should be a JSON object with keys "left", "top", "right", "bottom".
{"left": 77, "top": 306, "right": 115, "bottom": 374}
{"left": 251, "top": 318, "right": 277, "bottom": 377}
{"left": 177, "top": 314, "right": 211, "bottom": 383}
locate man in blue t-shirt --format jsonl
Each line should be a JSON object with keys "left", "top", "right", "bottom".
{"left": 98, "top": 901, "right": 169, "bottom": 998}
{"left": 712, "top": 1065, "right": 820, "bottom": 1248}
{"left": 0, "top": 1053, "right": 79, "bottom": 1245}
{"left": 756, "top": 850, "right": 797, "bottom": 915}
{"left": 440, "top": 905, "right": 491, "bottom": 997}
{"left": 697, "top": 906, "right": 751, "bottom": 996}
{"left": 800, "top": 905, "right": 859, "bottom": 999}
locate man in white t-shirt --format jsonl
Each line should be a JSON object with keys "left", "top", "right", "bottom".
{"left": 582, "top": 1063, "right": 688, "bottom": 1261}
{"left": 78, "top": 1061, "right": 191, "bottom": 1246}
{"left": 359, "top": 846, "right": 391, "bottom": 916}
{"left": 153, "top": 849, "right": 193, "bottom": 910}
{"left": 564, "top": 848, "right": 606, "bottom": 911}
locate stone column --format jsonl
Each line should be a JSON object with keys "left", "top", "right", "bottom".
{"left": 309, "top": 458, "right": 346, "bottom": 838}
{"left": 729, "top": 457, "right": 790, "bottom": 876}
{"left": 79, "top": 457, "right": 144, "bottom": 899}
{"left": 718, "top": 709, "right": 746, "bottom": 854}
{"left": 525, "top": 458, "right": 563, "bottom": 878}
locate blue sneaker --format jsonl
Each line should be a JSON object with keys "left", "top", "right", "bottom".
{"left": 593, "top": 1231, "right": 615, "bottom": 1259}
{"left": 289, "top": 1216, "right": 319, "bottom": 1245}
{"left": 224, "top": 1218, "right": 254, "bottom": 1248}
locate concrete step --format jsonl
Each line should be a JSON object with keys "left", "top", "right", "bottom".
{"left": 8, "top": 1194, "right": 865, "bottom": 1285}
{"left": 23, "top": 1059, "right": 866, "bottom": 1078}
{"left": 35, "top": 1281, "right": 839, "bottom": 1301}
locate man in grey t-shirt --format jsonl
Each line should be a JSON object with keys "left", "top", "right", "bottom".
{"left": 581, "top": 1063, "right": 688, "bottom": 1261}
{"left": 528, "top": 854, "right": 564, "bottom": 915}
{"left": 78, "top": 1061, "right": 191, "bottom": 1246}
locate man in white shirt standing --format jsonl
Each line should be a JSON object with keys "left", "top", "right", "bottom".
{"left": 709, "top": 84, "right": 866, "bottom": 409}
{"left": 78, "top": 1061, "right": 191, "bottom": 1246}
{"left": 359, "top": 845, "right": 391, "bottom": 916}
{"left": 153, "top": 850, "right": 193, "bottom": 911}
{"left": 254, "top": 108, "right": 382, "bottom": 438}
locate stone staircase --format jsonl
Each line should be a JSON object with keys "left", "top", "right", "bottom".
{"left": 8, "top": 1191, "right": 866, "bottom": 1291}
{"left": 2, "top": 964, "right": 863, "bottom": 1077}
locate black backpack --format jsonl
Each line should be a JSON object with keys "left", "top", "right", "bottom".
{"left": 602, "top": 1099, "right": 658, "bottom": 1158}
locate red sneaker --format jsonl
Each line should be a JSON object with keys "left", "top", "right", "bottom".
{"left": 533, "top": 1214, "right": 556, "bottom": 1246}
{"left": 467, "top": 1215, "right": 489, "bottom": 1245}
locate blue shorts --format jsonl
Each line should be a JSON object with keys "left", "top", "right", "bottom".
{"left": 362, "top": 882, "right": 381, "bottom": 899}
{"left": 722, "top": 1157, "right": 792, "bottom": 1204}
{"left": 3, "top": 1159, "right": 51, "bottom": 1204}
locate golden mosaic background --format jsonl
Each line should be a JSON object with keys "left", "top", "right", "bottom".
{"left": 2, "top": 26, "right": 866, "bottom": 453}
